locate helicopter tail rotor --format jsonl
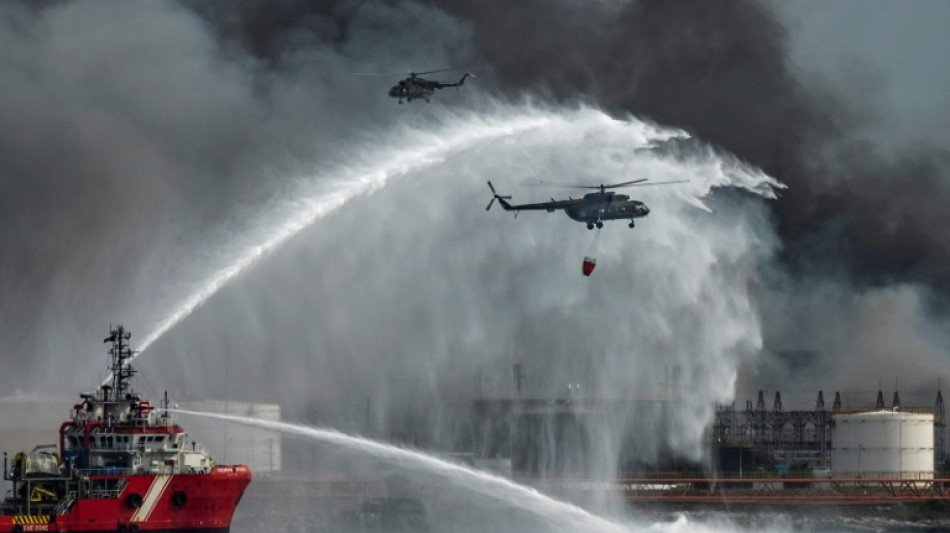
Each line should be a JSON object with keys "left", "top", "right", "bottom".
{"left": 486, "top": 181, "right": 512, "bottom": 211}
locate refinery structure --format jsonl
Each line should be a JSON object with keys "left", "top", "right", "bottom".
{"left": 472, "top": 390, "right": 946, "bottom": 475}
{"left": 711, "top": 388, "right": 944, "bottom": 477}
{"left": 468, "top": 367, "right": 950, "bottom": 505}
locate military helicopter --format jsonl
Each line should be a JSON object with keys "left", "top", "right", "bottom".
{"left": 386, "top": 69, "right": 471, "bottom": 104}
{"left": 486, "top": 179, "right": 686, "bottom": 229}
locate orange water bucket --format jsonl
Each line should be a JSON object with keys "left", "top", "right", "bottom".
{"left": 582, "top": 256, "right": 596, "bottom": 276}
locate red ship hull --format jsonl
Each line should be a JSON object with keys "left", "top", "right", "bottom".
{"left": 1, "top": 466, "right": 250, "bottom": 533}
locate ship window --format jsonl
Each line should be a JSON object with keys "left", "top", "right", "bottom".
{"left": 107, "top": 436, "right": 114, "bottom": 447}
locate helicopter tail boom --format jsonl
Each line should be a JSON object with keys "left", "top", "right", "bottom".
{"left": 435, "top": 72, "right": 472, "bottom": 89}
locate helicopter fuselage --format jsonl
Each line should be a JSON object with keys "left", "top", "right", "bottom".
{"left": 563, "top": 193, "right": 650, "bottom": 225}
{"left": 388, "top": 73, "right": 469, "bottom": 104}
{"left": 388, "top": 81, "right": 435, "bottom": 103}
{"left": 487, "top": 185, "right": 651, "bottom": 229}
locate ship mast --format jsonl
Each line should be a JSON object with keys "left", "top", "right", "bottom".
{"left": 105, "top": 325, "right": 136, "bottom": 400}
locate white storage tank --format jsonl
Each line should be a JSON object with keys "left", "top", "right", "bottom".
{"left": 831, "top": 410, "right": 934, "bottom": 478}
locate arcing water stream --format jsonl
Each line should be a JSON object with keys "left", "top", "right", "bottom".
{"left": 176, "top": 409, "right": 629, "bottom": 533}
{"left": 105, "top": 108, "right": 558, "bottom": 384}
{"left": 177, "top": 410, "right": 799, "bottom": 533}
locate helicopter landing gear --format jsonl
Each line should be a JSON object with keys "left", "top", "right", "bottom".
{"left": 595, "top": 220, "right": 604, "bottom": 229}
{"left": 586, "top": 222, "right": 595, "bottom": 230}
{"left": 628, "top": 220, "right": 636, "bottom": 228}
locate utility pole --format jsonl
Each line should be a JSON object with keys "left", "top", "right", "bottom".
{"left": 513, "top": 364, "right": 525, "bottom": 397}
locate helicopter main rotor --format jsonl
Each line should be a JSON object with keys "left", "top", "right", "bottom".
{"left": 528, "top": 178, "right": 687, "bottom": 194}
{"left": 408, "top": 67, "right": 457, "bottom": 79}
{"left": 352, "top": 67, "right": 462, "bottom": 79}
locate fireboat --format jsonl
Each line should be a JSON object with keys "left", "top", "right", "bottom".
{"left": 1, "top": 325, "right": 251, "bottom": 533}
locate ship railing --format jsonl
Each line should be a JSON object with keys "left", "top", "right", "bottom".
{"left": 86, "top": 487, "right": 124, "bottom": 499}
{"left": 613, "top": 470, "right": 940, "bottom": 480}
{"left": 79, "top": 466, "right": 134, "bottom": 477}
{"left": 180, "top": 442, "right": 210, "bottom": 455}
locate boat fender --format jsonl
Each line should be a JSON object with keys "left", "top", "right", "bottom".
{"left": 172, "top": 491, "right": 188, "bottom": 507}
{"left": 126, "top": 493, "right": 143, "bottom": 509}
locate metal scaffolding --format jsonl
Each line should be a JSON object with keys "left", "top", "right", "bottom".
{"left": 711, "top": 389, "right": 947, "bottom": 468}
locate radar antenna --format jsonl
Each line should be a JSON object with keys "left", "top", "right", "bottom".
{"left": 104, "top": 325, "right": 136, "bottom": 399}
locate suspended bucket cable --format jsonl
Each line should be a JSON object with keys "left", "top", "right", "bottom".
{"left": 582, "top": 229, "right": 601, "bottom": 277}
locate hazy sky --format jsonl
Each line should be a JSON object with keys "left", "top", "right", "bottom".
{"left": 779, "top": 0, "right": 950, "bottom": 144}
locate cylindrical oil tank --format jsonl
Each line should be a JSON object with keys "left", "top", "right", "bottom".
{"left": 831, "top": 410, "right": 934, "bottom": 478}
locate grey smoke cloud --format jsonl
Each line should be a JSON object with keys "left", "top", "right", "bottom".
{"left": 404, "top": 0, "right": 950, "bottom": 402}
{"left": 177, "top": 1, "right": 950, "bottom": 397}
{"left": 0, "top": 0, "right": 470, "bottom": 388}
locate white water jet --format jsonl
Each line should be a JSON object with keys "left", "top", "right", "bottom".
{"left": 104, "top": 108, "right": 557, "bottom": 384}
{"left": 176, "top": 409, "right": 629, "bottom": 533}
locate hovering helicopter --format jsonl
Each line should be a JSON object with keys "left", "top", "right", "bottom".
{"left": 386, "top": 69, "right": 471, "bottom": 104}
{"left": 486, "top": 179, "right": 686, "bottom": 229}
